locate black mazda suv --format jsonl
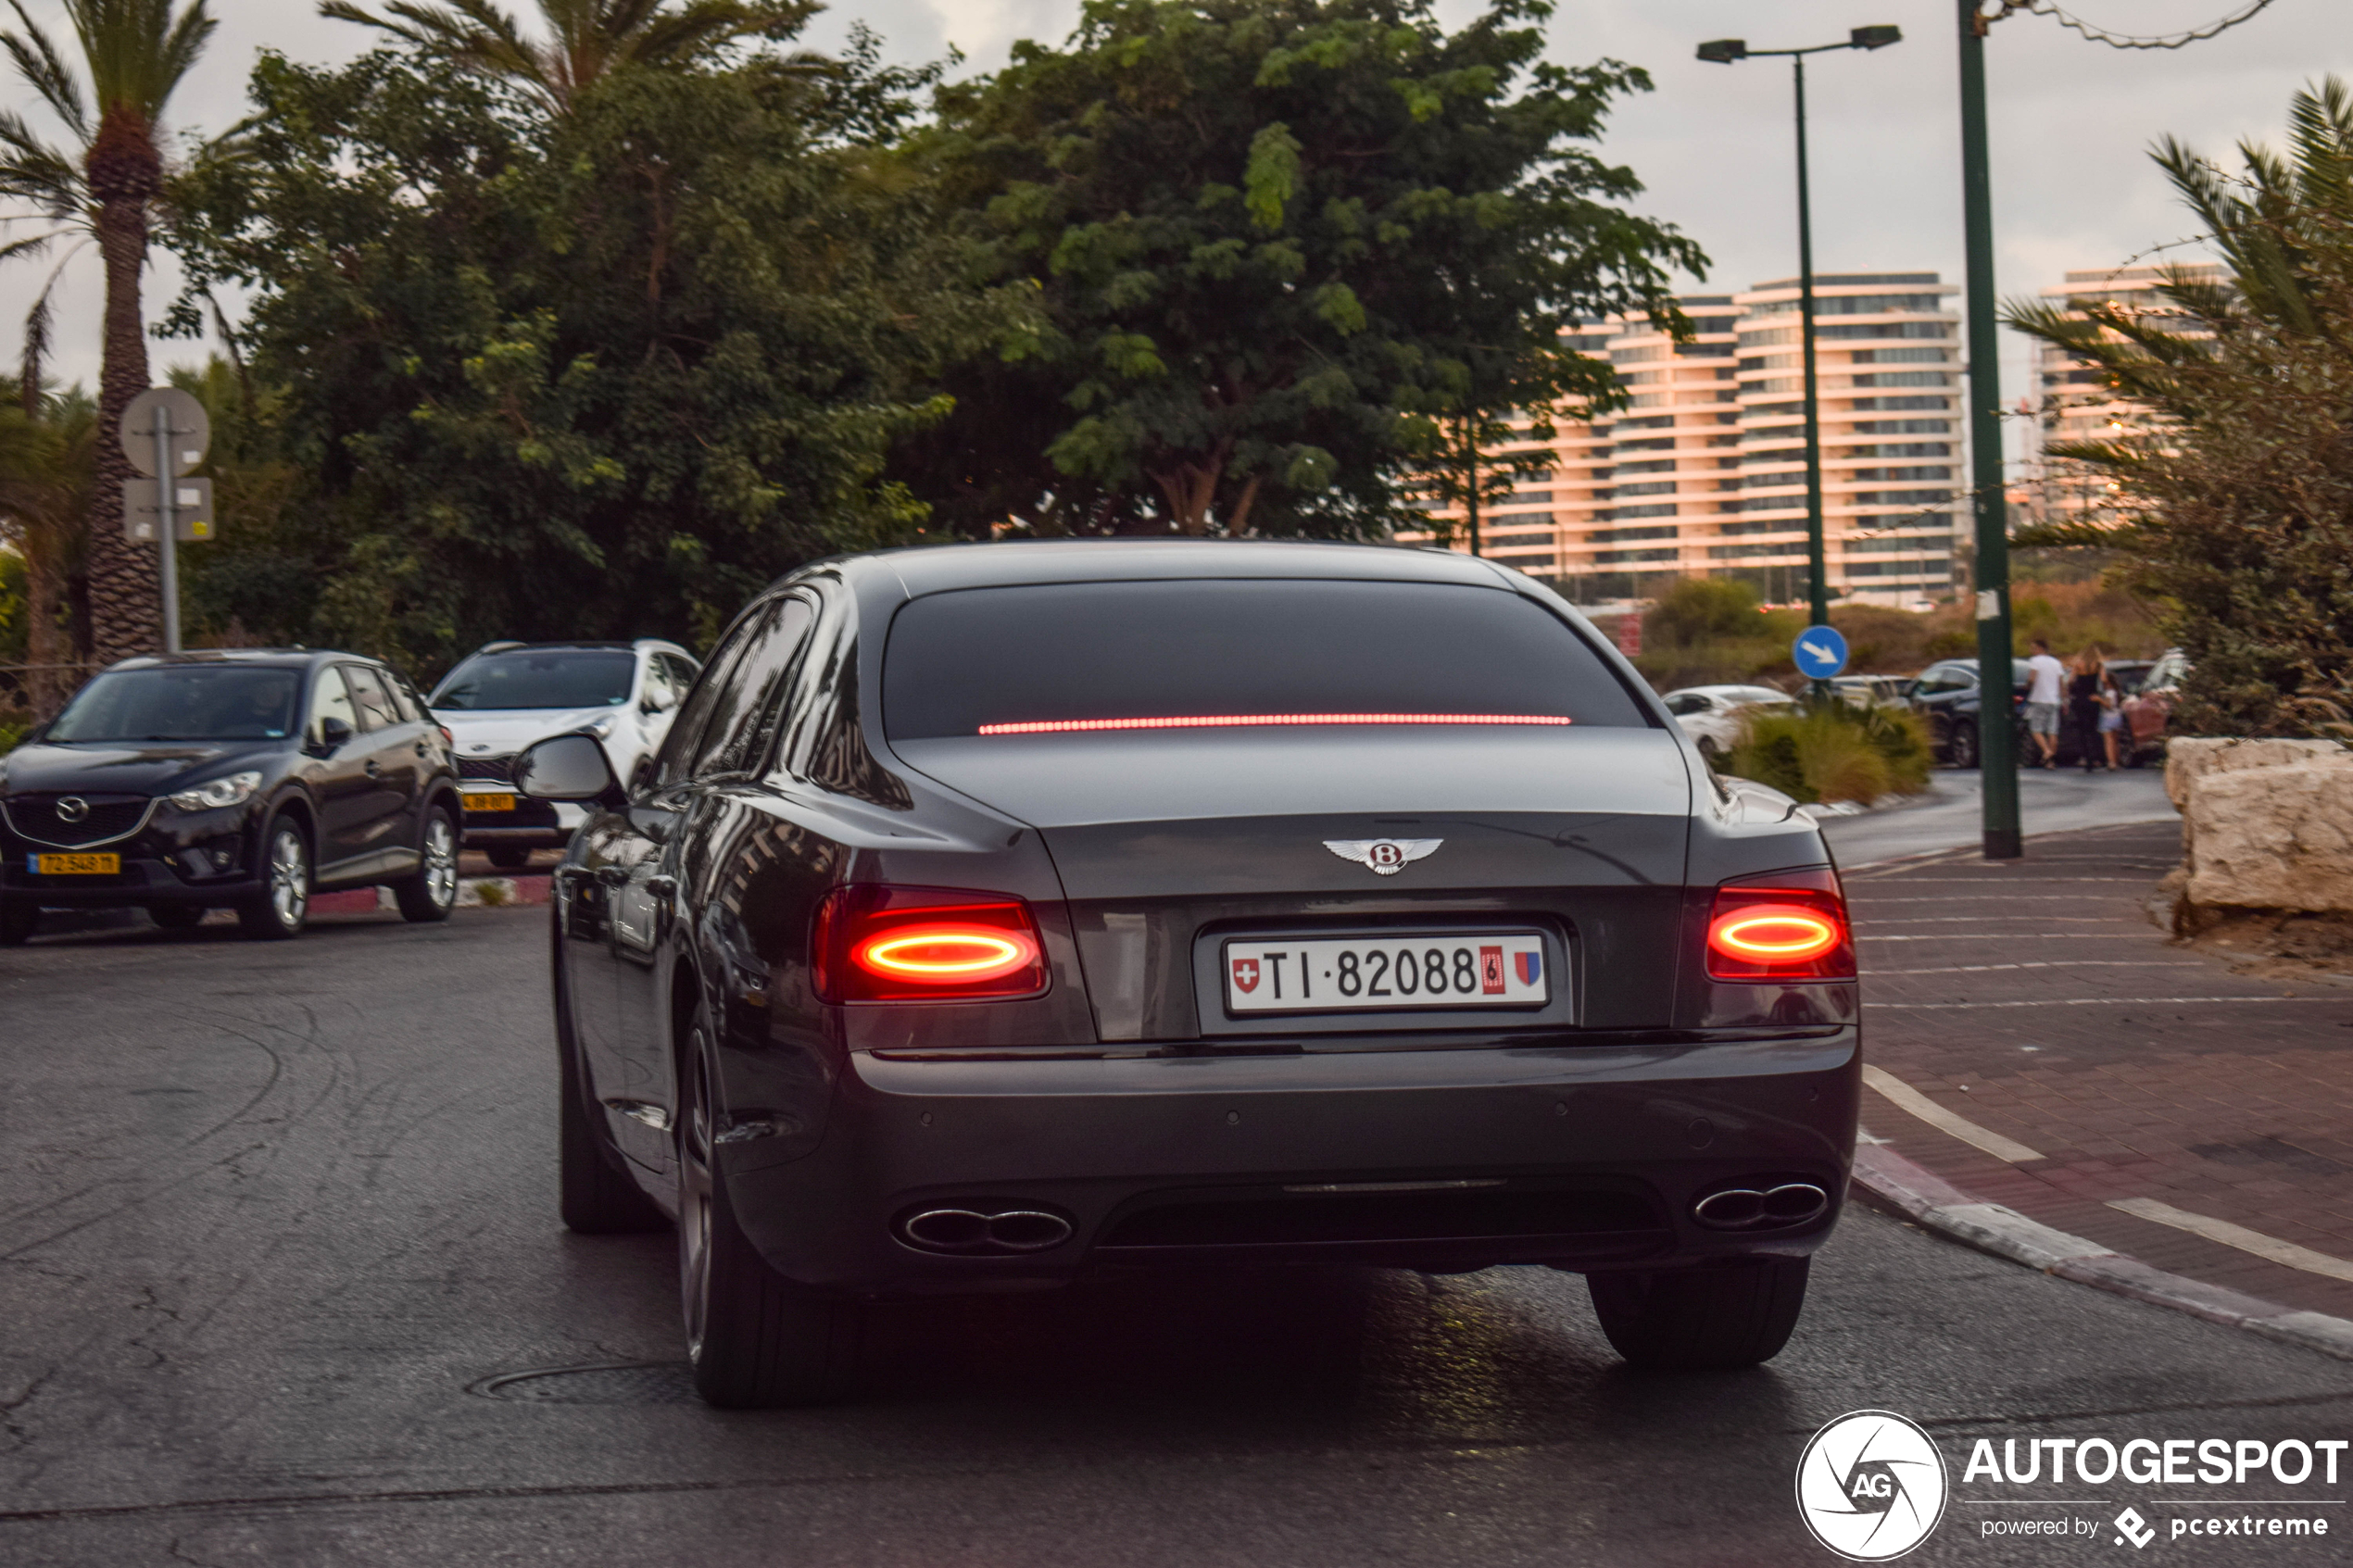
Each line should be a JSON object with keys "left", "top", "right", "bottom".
{"left": 1, "top": 650, "right": 465, "bottom": 943}
{"left": 518, "top": 542, "right": 1860, "bottom": 1407}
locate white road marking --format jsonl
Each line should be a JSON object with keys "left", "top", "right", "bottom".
{"left": 2108, "top": 1198, "right": 2353, "bottom": 1286}
{"left": 1862, "top": 961, "right": 2204, "bottom": 976}
{"left": 1860, "top": 932, "right": 2161, "bottom": 942}
{"left": 1873, "top": 996, "right": 2337, "bottom": 1010}
{"left": 1861, "top": 1065, "right": 2045, "bottom": 1162}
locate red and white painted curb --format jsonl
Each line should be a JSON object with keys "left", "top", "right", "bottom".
{"left": 1851, "top": 1143, "right": 2353, "bottom": 1361}
{"left": 310, "top": 874, "right": 553, "bottom": 915}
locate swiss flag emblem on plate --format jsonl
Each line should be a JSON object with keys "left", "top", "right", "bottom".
{"left": 1231, "top": 958, "right": 1260, "bottom": 993}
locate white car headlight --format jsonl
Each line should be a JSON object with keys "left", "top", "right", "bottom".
{"left": 170, "top": 770, "right": 263, "bottom": 811}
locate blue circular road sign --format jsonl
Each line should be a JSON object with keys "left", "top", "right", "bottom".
{"left": 1793, "top": 624, "right": 1850, "bottom": 680}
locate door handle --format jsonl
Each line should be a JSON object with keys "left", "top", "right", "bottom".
{"left": 364, "top": 759, "right": 382, "bottom": 779}
{"left": 413, "top": 740, "right": 428, "bottom": 756}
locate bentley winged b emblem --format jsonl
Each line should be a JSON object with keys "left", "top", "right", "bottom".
{"left": 1323, "top": 838, "right": 1442, "bottom": 876}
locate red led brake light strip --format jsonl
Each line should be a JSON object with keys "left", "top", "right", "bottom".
{"left": 976, "top": 713, "right": 1574, "bottom": 736}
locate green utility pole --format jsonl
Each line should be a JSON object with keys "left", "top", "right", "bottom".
{"left": 1957, "top": 0, "right": 2020, "bottom": 859}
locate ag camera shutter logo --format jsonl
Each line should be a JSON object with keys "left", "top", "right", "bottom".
{"left": 1795, "top": 1410, "right": 1949, "bottom": 1561}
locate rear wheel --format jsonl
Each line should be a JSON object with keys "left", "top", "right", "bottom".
{"left": 556, "top": 926, "right": 667, "bottom": 1235}
{"left": 678, "top": 1006, "right": 861, "bottom": 1408}
{"left": 236, "top": 819, "right": 309, "bottom": 940}
{"left": 1587, "top": 1258, "right": 1810, "bottom": 1372}
{"left": 1946, "top": 721, "right": 1980, "bottom": 770}
{"left": 148, "top": 905, "right": 206, "bottom": 931}
{"left": 1, "top": 901, "right": 36, "bottom": 947}
{"left": 394, "top": 808, "right": 459, "bottom": 922}
{"left": 487, "top": 846, "right": 534, "bottom": 871}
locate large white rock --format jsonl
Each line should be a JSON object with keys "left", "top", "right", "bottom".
{"left": 2166, "top": 736, "right": 2353, "bottom": 809}
{"left": 2183, "top": 758, "right": 2353, "bottom": 912}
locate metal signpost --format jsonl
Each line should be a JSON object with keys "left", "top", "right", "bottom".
{"left": 120, "top": 387, "right": 213, "bottom": 656}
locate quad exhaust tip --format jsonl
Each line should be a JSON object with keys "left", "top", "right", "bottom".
{"left": 1692, "top": 1180, "right": 1829, "bottom": 1231}
{"left": 900, "top": 1205, "right": 1074, "bottom": 1255}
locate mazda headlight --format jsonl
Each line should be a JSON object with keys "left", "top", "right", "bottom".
{"left": 170, "top": 771, "right": 263, "bottom": 811}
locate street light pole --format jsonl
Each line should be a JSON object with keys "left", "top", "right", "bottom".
{"left": 1791, "top": 52, "right": 1830, "bottom": 645}
{"left": 1957, "top": 0, "right": 2021, "bottom": 859}
{"left": 1699, "top": 27, "right": 1901, "bottom": 686}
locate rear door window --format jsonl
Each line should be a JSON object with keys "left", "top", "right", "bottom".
{"left": 342, "top": 666, "right": 402, "bottom": 732}
{"left": 882, "top": 580, "right": 1649, "bottom": 740}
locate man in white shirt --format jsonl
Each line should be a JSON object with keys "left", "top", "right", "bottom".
{"left": 2023, "top": 638, "right": 2066, "bottom": 768}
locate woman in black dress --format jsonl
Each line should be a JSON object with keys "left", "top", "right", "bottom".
{"left": 2068, "top": 646, "right": 2106, "bottom": 771}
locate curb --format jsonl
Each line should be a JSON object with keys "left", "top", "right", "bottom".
{"left": 310, "top": 873, "right": 553, "bottom": 916}
{"left": 1849, "top": 1144, "right": 2353, "bottom": 1362}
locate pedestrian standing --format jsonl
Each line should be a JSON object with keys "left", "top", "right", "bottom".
{"left": 2068, "top": 646, "right": 2105, "bottom": 772}
{"left": 2097, "top": 657, "right": 2128, "bottom": 770}
{"left": 2024, "top": 637, "right": 2065, "bottom": 769}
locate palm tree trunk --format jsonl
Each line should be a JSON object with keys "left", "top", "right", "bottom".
{"left": 85, "top": 104, "right": 162, "bottom": 665}
{"left": 87, "top": 191, "right": 156, "bottom": 663}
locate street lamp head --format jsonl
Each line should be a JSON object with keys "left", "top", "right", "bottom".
{"left": 1850, "top": 25, "right": 1902, "bottom": 50}
{"left": 1695, "top": 38, "right": 1747, "bottom": 64}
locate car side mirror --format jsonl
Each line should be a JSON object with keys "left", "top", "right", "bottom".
{"left": 311, "top": 716, "right": 353, "bottom": 756}
{"left": 516, "top": 732, "right": 624, "bottom": 807}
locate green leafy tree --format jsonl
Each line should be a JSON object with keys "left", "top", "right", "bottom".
{"left": 2005, "top": 79, "right": 2353, "bottom": 734}
{"left": 0, "top": 0, "right": 218, "bottom": 664}
{"left": 167, "top": 40, "right": 1007, "bottom": 673}
{"left": 903, "top": 0, "right": 1700, "bottom": 537}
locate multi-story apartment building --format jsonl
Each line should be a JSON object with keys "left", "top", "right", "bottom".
{"left": 1403, "top": 272, "right": 1968, "bottom": 608}
{"left": 2021, "top": 263, "right": 2222, "bottom": 529}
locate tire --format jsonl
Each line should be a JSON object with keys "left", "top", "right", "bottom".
{"left": 395, "top": 807, "right": 460, "bottom": 922}
{"left": 487, "top": 846, "right": 534, "bottom": 871}
{"left": 555, "top": 924, "right": 668, "bottom": 1236}
{"left": 677, "top": 1005, "right": 861, "bottom": 1408}
{"left": 1946, "top": 721, "right": 1980, "bottom": 770}
{"left": 236, "top": 818, "right": 310, "bottom": 940}
{"left": 148, "top": 905, "right": 206, "bottom": 931}
{"left": 1, "top": 901, "right": 36, "bottom": 947}
{"left": 1586, "top": 1257, "right": 1811, "bottom": 1372}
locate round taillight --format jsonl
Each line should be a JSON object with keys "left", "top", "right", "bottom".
{"left": 1707, "top": 904, "right": 1842, "bottom": 964}
{"left": 853, "top": 924, "right": 1040, "bottom": 984}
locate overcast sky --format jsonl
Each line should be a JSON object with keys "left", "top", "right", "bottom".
{"left": 8, "top": 0, "right": 2348, "bottom": 473}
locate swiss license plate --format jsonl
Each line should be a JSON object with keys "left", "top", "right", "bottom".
{"left": 463, "top": 791, "right": 517, "bottom": 813}
{"left": 32, "top": 852, "right": 120, "bottom": 875}
{"left": 1222, "top": 932, "right": 1551, "bottom": 1014}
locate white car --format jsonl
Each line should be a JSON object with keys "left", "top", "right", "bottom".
{"left": 428, "top": 640, "right": 700, "bottom": 867}
{"left": 1658, "top": 684, "right": 1795, "bottom": 759}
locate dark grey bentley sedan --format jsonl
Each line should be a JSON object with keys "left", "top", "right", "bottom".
{"left": 520, "top": 542, "right": 1858, "bottom": 1407}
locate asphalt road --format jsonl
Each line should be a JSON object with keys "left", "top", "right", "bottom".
{"left": 4, "top": 907, "right": 2348, "bottom": 1567}
{"left": 1818, "top": 765, "right": 2177, "bottom": 870}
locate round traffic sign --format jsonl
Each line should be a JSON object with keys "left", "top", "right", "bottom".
{"left": 1793, "top": 624, "right": 1850, "bottom": 680}
{"left": 120, "top": 387, "right": 211, "bottom": 478}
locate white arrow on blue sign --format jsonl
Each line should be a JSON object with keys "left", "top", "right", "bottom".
{"left": 1793, "top": 624, "right": 1849, "bottom": 680}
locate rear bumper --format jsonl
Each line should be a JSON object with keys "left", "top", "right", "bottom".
{"left": 722, "top": 1029, "right": 1860, "bottom": 1293}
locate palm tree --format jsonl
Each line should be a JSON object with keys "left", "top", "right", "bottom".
{"left": 2004, "top": 76, "right": 2353, "bottom": 534}
{"left": 0, "top": 380, "right": 97, "bottom": 717}
{"left": 319, "top": 0, "right": 798, "bottom": 115}
{"left": 1, "top": 0, "right": 218, "bottom": 664}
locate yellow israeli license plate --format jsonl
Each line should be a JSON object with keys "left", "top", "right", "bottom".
{"left": 32, "top": 852, "right": 120, "bottom": 875}
{"left": 464, "top": 792, "right": 517, "bottom": 813}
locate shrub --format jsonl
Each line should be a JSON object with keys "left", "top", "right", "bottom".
{"left": 1724, "top": 700, "right": 1932, "bottom": 805}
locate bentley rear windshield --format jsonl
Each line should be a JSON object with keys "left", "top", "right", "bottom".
{"left": 881, "top": 579, "right": 1648, "bottom": 740}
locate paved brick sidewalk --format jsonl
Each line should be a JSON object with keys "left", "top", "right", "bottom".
{"left": 1848, "top": 819, "right": 2353, "bottom": 1320}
